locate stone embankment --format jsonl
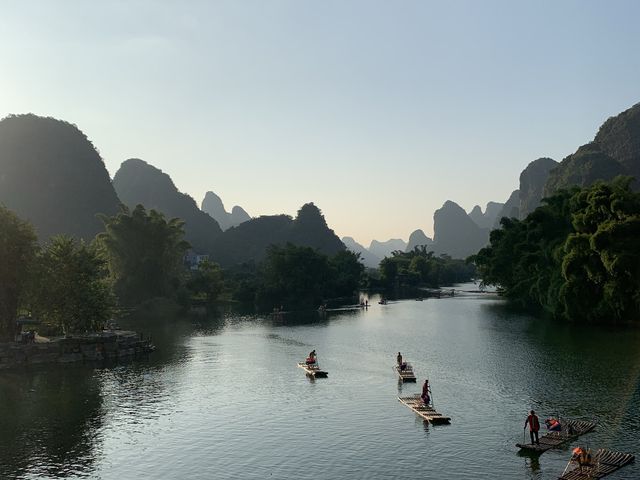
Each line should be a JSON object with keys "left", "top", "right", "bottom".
{"left": 0, "top": 330, "right": 154, "bottom": 369}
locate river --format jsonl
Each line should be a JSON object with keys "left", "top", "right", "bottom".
{"left": 1, "top": 284, "right": 639, "bottom": 479}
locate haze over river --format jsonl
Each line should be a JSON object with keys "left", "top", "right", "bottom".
{"left": 1, "top": 284, "right": 639, "bottom": 479}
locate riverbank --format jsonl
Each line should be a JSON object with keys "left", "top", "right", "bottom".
{"left": 0, "top": 330, "right": 154, "bottom": 370}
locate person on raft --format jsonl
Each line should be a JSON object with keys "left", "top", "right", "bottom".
{"left": 306, "top": 350, "right": 317, "bottom": 365}
{"left": 524, "top": 410, "right": 540, "bottom": 445}
{"left": 545, "top": 417, "right": 562, "bottom": 432}
{"left": 397, "top": 352, "right": 408, "bottom": 371}
{"left": 572, "top": 447, "right": 593, "bottom": 468}
{"left": 421, "top": 379, "right": 431, "bottom": 405}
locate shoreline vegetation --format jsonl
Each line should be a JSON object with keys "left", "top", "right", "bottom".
{"left": 0, "top": 202, "right": 477, "bottom": 346}
{"left": 471, "top": 177, "right": 640, "bottom": 324}
{"left": 3, "top": 176, "right": 639, "bottom": 355}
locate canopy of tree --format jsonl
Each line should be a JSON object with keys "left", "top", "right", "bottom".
{"left": 378, "top": 246, "right": 476, "bottom": 289}
{"left": 112, "top": 158, "right": 222, "bottom": 255}
{"left": 245, "top": 243, "right": 363, "bottom": 309}
{"left": 26, "top": 236, "right": 114, "bottom": 334}
{"left": 98, "top": 205, "right": 190, "bottom": 306}
{"left": 0, "top": 205, "right": 38, "bottom": 340}
{"left": 473, "top": 177, "right": 640, "bottom": 323}
{"left": 0, "top": 114, "right": 120, "bottom": 241}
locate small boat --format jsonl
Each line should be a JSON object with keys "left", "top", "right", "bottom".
{"left": 297, "top": 361, "right": 328, "bottom": 378}
{"left": 395, "top": 362, "right": 416, "bottom": 382}
{"left": 516, "top": 419, "right": 596, "bottom": 454}
{"left": 558, "top": 448, "right": 634, "bottom": 479}
{"left": 398, "top": 394, "right": 450, "bottom": 424}
{"left": 378, "top": 299, "right": 387, "bottom": 305}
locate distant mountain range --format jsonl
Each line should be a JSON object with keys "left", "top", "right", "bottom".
{"left": 1, "top": 103, "right": 638, "bottom": 266}
{"left": 344, "top": 103, "right": 640, "bottom": 263}
{"left": 201, "top": 191, "right": 251, "bottom": 231}
{"left": 113, "top": 158, "right": 223, "bottom": 255}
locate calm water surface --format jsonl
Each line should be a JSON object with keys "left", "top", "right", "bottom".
{"left": 1, "top": 285, "right": 639, "bottom": 479}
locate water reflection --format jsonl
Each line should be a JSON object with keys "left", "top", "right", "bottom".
{"left": 1, "top": 290, "right": 639, "bottom": 479}
{"left": 0, "top": 366, "right": 103, "bottom": 478}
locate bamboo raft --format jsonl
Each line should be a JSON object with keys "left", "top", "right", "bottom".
{"left": 516, "top": 419, "right": 597, "bottom": 453}
{"left": 297, "top": 362, "right": 328, "bottom": 378}
{"left": 395, "top": 363, "right": 416, "bottom": 382}
{"left": 398, "top": 394, "right": 451, "bottom": 424}
{"left": 559, "top": 449, "right": 635, "bottom": 479}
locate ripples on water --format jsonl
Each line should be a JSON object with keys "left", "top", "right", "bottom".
{"left": 1, "top": 286, "right": 639, "bottom": 479}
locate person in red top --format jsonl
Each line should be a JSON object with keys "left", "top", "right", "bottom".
{"left": 524, "top": 410, "right": 540, "bottom": 445}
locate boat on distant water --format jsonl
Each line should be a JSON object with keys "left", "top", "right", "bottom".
{"left": 558, "top": 447, "right": 634, "bottom": 479}
{"left": 516, "top": 419, "right": 596, "bottom": 453}
{"left": 395, "top": 362, "right": 416, "bottom": 382}
{"left": 398, "top": 394, "right": 451, "bottom": 424}
{"left": 297, "top": 361, "right": 328, "bottom": 378}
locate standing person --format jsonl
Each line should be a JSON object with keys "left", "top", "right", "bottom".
{"left": 397, "top": 352, "right": 403, "bottom": 367}
{"left": 524, "top": 410, "right": 540, "bottom": 445}
{"left": 421, "top": 379, "right": 430, "bottom": 405}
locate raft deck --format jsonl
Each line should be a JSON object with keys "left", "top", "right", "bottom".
{"left": 398, "top": 394, "right": 450, "bottom": 424}
{"left": 516, "top": 419, "right": 596, "bottom": 453}
{"left": 395, "top": 363, "right": 416, "bottom": 382}
{"left": 559, "top": 449, "right": 634, "bottom": 479}
{"left": 297, "top": 362, "right": 328, "bottom": 378}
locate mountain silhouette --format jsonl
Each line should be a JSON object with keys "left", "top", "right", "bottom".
{"left": 0, "top": 114, "right": 120, "bottom": 240}
{"left": 112, "top": 158, "right": 222, "bottom": 255}
{"left": 432, "top": 200, "right": 488, "bottom": 258}
{"left": 405, "top": 229, "right": 433, "bottom": 251}
{"left": 342, "top": 237, "right": 381, "bottom": 268}
{"left": 201, "top": 191, "right": 251, "bottom": 231}
{"left": 211, "top": 203, "right": 345, "bottom": 267}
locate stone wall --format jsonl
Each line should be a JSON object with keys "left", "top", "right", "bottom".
{"left": 0, "top": 331, "right": 154, "bottom": 370}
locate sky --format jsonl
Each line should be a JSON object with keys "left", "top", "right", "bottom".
{"left": 1, "top": 1, "right": 640, "bottom": 246}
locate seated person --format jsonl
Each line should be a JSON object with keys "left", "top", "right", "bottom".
{"left": 306, "top": 350, "right": 317, "bottom": 365}
{"left": 545, "top": 418, "right": 562, "bottom": 431}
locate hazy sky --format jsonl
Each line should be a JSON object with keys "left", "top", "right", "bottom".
{"left": 1, "top": 1, "right": 639, "bottom": 245}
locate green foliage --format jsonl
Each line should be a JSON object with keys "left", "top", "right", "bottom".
{"left": 474, "top": 177, "right": 640, "bottom": 323}
{"left": 97, "top": 205, "right": 190, "bottom": 305}
{"left": 238, "top": 243, "right": 363, "bottom": 309}
{"left": 186, "top": 260, "right": 224, "bottom": 304}
{"left": 255, "top": 243, "right": 332, "bottom": 308}
{"left": 27, "top": 236, "right": 114, "bottom": 334}
{"left": 0, "top": 205, "right": 38, "bottom": 340}
{"left": 378, "top": 246, "right": 475, "bottom": 289}
{"left": 113, "top": 158, "right": 222, "bottom": 255}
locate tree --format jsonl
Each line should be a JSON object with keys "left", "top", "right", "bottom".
{"left": 27, "top": 236, "right": 114, "bottom": 334}
{"left": 255, "top": 243, "right": 332, "bottom": 308}
{"left": 378, "top": 247, "right": 474, "bottom": 289}
{"left": 328, "top": 250, "right": 364, "bottom": 297}
{"left": 0, "top": 206, "right": 37, "bottom": 340}
{"left": 97, "top": 205, "right": 190, "bottom": 305}
{"left": 475, "top": 177, "right": 640, "bottom": 323}
{"left": 187, "top": 260, "right": 224, "bottom": 304}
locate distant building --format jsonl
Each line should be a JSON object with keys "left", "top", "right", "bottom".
{"left": 184, "top": 250, "right": 209, "bottom": 270}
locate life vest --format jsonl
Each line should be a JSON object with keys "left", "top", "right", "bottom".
{"left": 527, "top": 414, "right": 540, "bottom": 431}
